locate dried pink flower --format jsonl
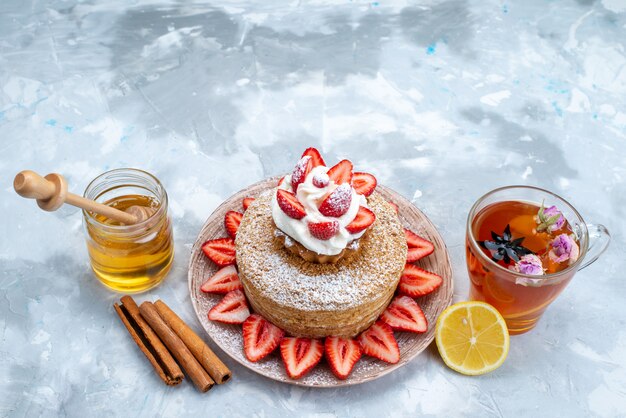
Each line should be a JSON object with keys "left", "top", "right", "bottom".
{"left": 511, "top": 254, "right": 544, "bottom": 275}
{"left": 549, "top": 233, "right": 580, "bottom": 264}
{"left": 543, "top": 206, "right": 565, "bottom": 232}
{"left": 536, "top": 203, "right": 565, "bottom": 233}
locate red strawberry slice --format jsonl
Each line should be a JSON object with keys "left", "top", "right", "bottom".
{"left": 352, "top": 172, "right": 377, "bottom": 197}
{"left": 398, "top": 264, "right": 443, "bottom": 297}
{"left": 324, "top": 337, "right": 362, "bottom": 380}
{"left": 301, "top": 147, "right": 326, "bottom": 167}
{"left": 276, "top": 189, "right": 306, "bottom": 220}
{"left": 318, "top": 183, "right": 352, "bottom": 217}
{"left": 202, "top": 237, "right": 236, "bottom": 267}
{"left": 404, "top": 228, "right": 433, "bottom": 249}
{"left": 291, "top": 155, "right": 313, "bottom": 192}
{"left": 207, "top": 289, "right": 250, "bottom": 324}
{"left": 242, "top": 197, "right": 255, "bottom": 211}
{"left": 358, "top": 320, "right": 400, "bottom": 364}
{"left": 404, "top": 228, "right": 435, "bottom": 262}
{"left": 380, "top": 295, "right": 428, "bottom": 333}
{"left": 224, "top": 211, "right": 243, "bottom": 239}
{"left": 280, "top": 337, "right": 324, "bottom": 379}
{"left": 388, "top": 201, "right": 399, "bottom": 214}
{"left": 242, "top": 314, "right": 285, "bottom": 362}
{"left": 308, "top": 221, "right": 339, "bottom": 240}
{"left": 345, "top": 206, "right": 376, "bottom": 234}
{"left": 200, "top": 265, "right": 242, "bottom": 294}
{"left": 327, "top": 159, "right": 353, "bottom": 185}
{"left": 407, "top": 246, "right": 434, "bottom": 263}
{"left": 277, "top": 176, "right": 286, "bottom": 186}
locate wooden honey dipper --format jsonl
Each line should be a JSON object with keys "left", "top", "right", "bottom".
{"left": 13, "top": 170, "right": 155, "bottom": 224}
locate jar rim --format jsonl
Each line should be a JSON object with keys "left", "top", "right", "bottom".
{"left": 82, "top": 168, "right": 168, "bottom": 234}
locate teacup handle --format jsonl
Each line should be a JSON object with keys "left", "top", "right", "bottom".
{"left": 578, "top": 223, "right": 610, "bottom": 271}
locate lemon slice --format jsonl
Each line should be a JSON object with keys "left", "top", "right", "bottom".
{"left": 435, "top": 301, "right": 510, "bottom": 375}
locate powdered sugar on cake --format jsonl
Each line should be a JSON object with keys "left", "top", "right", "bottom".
{"left": 259, "top": 252, "right": 386, "bottom": 309}
{"left": 272, "top": 165, "right": 367, "bottom": 256}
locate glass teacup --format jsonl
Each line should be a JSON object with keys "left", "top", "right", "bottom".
{"left": 466, "top": 186, "right": 610, "bottom": 335}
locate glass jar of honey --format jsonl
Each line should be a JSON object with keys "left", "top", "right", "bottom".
{"left": 82, "top": 168, "right": 174, "bottom": 293}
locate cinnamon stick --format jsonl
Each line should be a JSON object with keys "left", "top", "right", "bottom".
{"left": 114, "top": 296, "right": 183, "bottom": 386}
{"left": 139, "top": 301, "right": 215, "bottom": 392}
{"left": 154, "top": 300, "right": 232, "bottom": 384}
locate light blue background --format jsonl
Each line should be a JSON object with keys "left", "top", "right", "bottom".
{"left": 1, "top": 1, "right": 625, "bottom": 416}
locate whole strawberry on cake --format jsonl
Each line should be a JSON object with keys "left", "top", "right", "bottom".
{"left": 200, "top": 147, "right": 443, "bottom": 381}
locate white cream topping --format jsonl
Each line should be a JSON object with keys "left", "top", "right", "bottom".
{"left": 271, "top": 165, "right": 367, "bottom": 255}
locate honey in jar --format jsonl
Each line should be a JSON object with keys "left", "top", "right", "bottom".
{"left": 82, "top": 169, "right": 174, "bottom": 293}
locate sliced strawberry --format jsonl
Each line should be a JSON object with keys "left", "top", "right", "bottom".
{"left": 352, "top": 172, "right": 377, "bottom": 197}
{"left": 301, "top": 147, "right": 326, "bottom": 167}
{"left": 277, "top": 175, "right": 286, "bottom": 186}
{"left": 380, "top": 295, "right": 427, "bottom": 333}
{"left": 404, "top": 228, "right": 433, "bottom": 249}
{"left": 327, "top": 159, "right": 353, "bottom": 185}
{"left": 201, "top": 237, "right": 236, "bottom": 267}
{"left": 324, "top": 337, "right": 362, "bottom": 380}
{"left": 242, "top": 314, "right": 285, "bottom": 362}
{"left": 308, "top": 221, "right": 339, "bottom": 240}
{"left": 242, "top": 197, "right": 255, "bottom": 211}
{"left": 207, "top": 289, "right": 250, "bottom": 324}
{"left": 318, "top": 183, "right": 352, "bottom": 217}
{"left": 200, "top": 265, "right": 242, "bottom": 294}
{"left": 388, "top": 201, "right": 399, "bottom": 214}
{"left": 224, "top": 211, "right": 243, "bottom": 239}
{"left": 312, "top": 173, "right": 330, "bottom": 188}
{"left": 291, "top": 155, "right": 313, "bottom": 192}
{"left": 407, "top": 247, "right": 435, "bottom": 263}
{"left": 345, "top": 206, "right": 376, "bottom": 234}
{"left": 280, "top": 337, "right": 324, "bottom": 379}
{"left": 276, "top": 189, "right": 306, "bottom": 220}
{"left": 358, "top": 320, "right": 400, "bottom": 364}
{"left": 398, "top": 264, "right": 443, "bottom": 297}
{"left": 404, "top": 228, "right": 435, "bottom": 262}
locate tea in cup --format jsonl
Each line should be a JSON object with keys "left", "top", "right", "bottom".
{"left": 466, "top": 186, "right": 610, "bottom": 334}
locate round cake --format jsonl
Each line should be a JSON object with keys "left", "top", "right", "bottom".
{"left": 235, "top": 190, "right": 407, "bottom": 338}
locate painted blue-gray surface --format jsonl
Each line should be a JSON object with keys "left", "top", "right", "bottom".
{"left": 1, "top": 0, "right": 625, "bottom": 417}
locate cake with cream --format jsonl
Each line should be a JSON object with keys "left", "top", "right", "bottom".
{"left": 235, "top": 149, "right": 407, "bottom": 338}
